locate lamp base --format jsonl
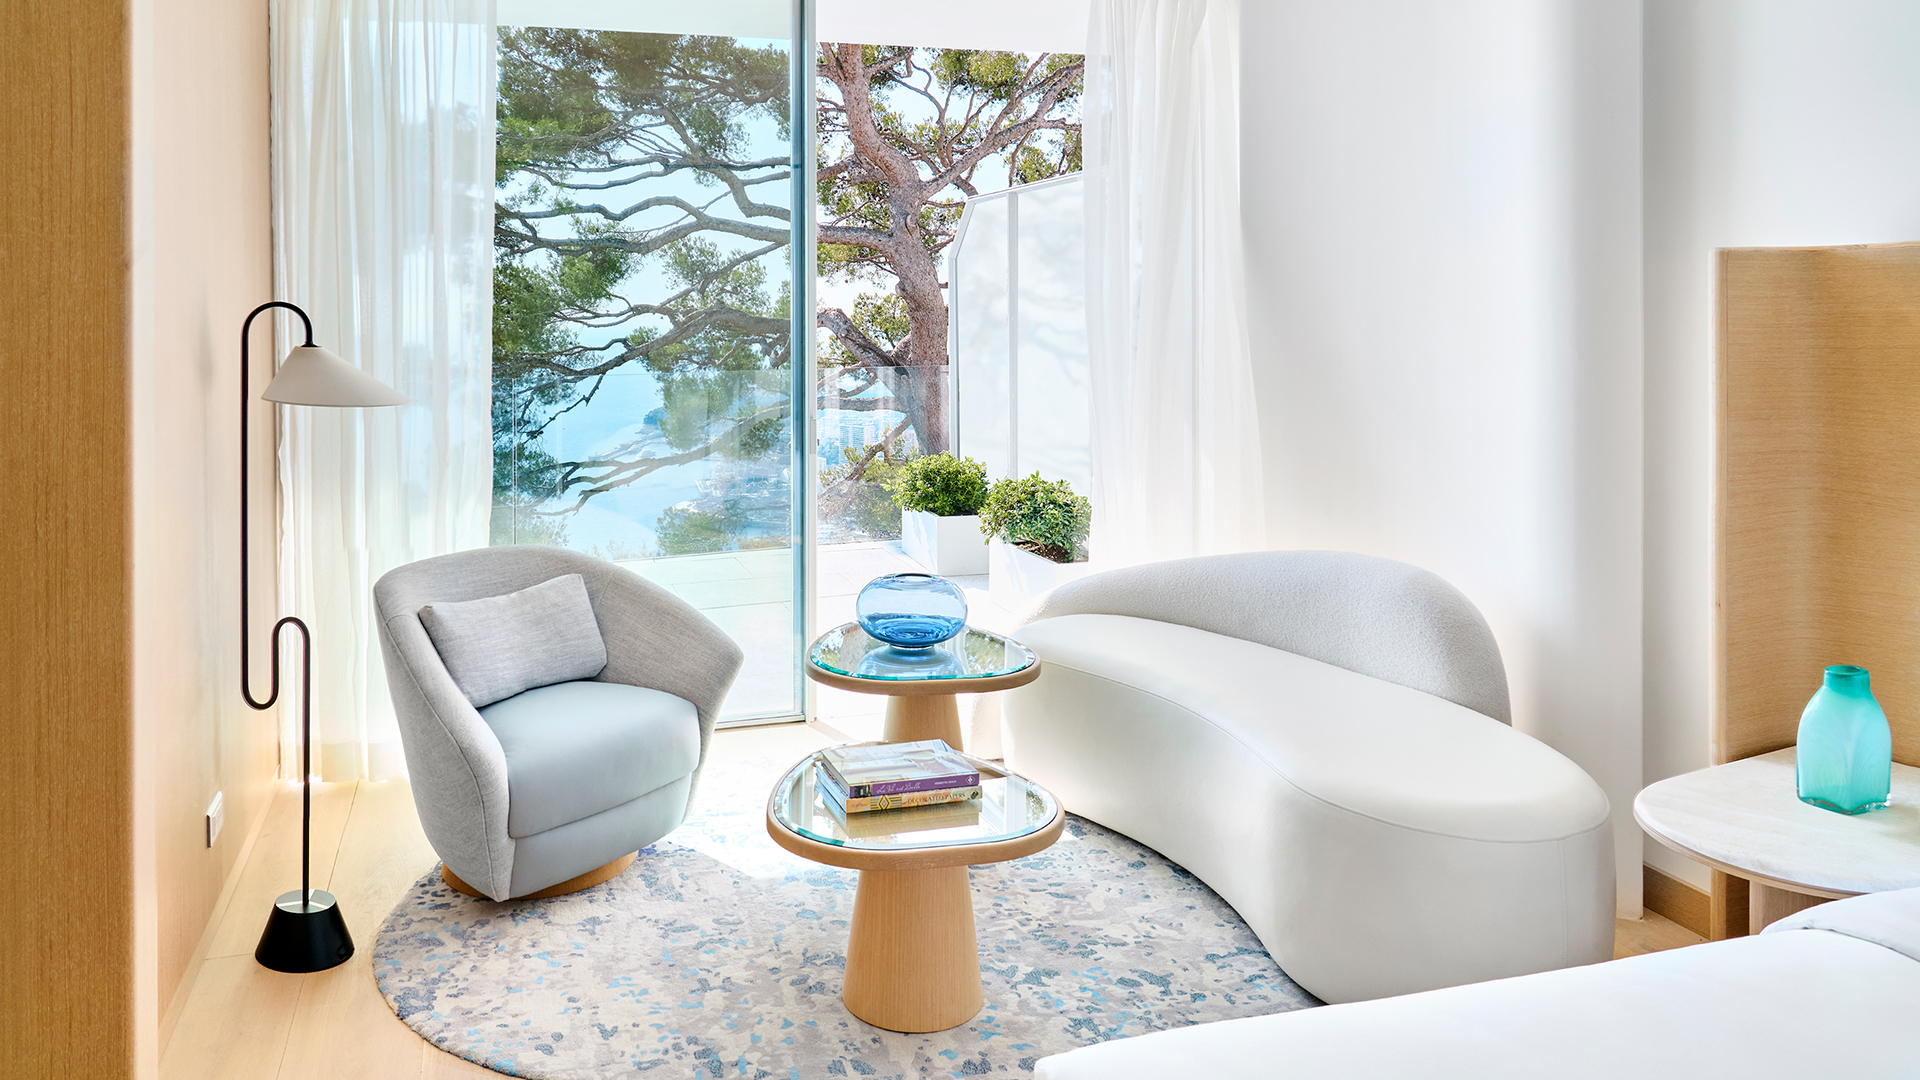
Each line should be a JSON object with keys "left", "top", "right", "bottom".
{"left": 255, "top": 889, "right": 354, "bottom": 973}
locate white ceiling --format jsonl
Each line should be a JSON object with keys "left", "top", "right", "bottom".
{"left": 495, "top": 0, "right": 1089, "bottom": 53}
{"left": 819, "top": 0, "right": 1087, "bottom": 53}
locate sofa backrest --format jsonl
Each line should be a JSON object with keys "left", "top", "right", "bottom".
{"left": 1024, "top": 550, "right": 1512, "bottom": 724}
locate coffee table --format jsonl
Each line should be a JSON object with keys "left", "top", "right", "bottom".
{"left": 765, "top": 750, "right": 1064, "bottom": 1032}
{"left": 806, "top": 623, "right": 1039, "bottom": 752}
{"left": 1635, "top": 747, "right": 1920, "bottom": 934}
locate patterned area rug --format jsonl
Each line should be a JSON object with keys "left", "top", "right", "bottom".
{"left": 372, "top": 749, "right": 1318, "bottom": 1078}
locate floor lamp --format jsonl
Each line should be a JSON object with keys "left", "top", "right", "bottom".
{"left": 240, "top": 300, "right": 408, "bottom": 974}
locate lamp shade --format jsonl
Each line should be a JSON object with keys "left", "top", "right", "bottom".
{"left": 262, "top": 345, "right": 410, "bottom": 407}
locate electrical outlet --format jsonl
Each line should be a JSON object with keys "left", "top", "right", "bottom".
{"left": 206, "top": 791, "right": 225, "bottom": 848}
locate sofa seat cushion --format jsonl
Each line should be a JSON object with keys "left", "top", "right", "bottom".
{"left": 479, "top": 680, "right": 700, "bottom": 839}
{"left": 1016, "top": 614, "right": 1607, "bottom": 843}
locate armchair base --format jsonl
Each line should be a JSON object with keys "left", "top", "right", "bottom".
{"left": 442, "top": 851, "right": 636, "bottom": 901}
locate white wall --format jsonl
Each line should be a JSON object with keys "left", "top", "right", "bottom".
{"left": 1642, "top": 0, "right": 1920, "bottom": 889}
{"left": 1241, "top": 1, "right": 1647, "bottom": 914}
{"left": 129, "top": 0, "right": 278, "bottom": 1050}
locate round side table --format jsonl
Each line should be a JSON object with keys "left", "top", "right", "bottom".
{"left": 765, "top": 751, "right": 1064, "bottom": 1032}
{"left": 1635, "top": 746, "right": 1920, "bottom": 935}
{"left": 806, "top": 622, "right": 1040, "bottom": 751}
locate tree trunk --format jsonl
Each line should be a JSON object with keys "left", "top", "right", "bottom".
{"left": 888, "top": 273, "right": 950, "bottom": 456}
{"left": 822, "top": 44, "right": 951, "bottom": 456}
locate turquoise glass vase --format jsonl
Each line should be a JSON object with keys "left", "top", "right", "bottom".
{"left": 1795, "top": 665, "right": 1893, "bottom": 815}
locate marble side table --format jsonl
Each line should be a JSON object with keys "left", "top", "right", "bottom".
{"left": 1635, "top": 747, "right": 1920, "bottom": 935}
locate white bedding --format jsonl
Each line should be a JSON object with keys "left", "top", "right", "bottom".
{"left": 1768, "top": 884, "right": 1920, "bottom": 963}
{"left": 1037, "top": 887, "right": 1920, "bottom": 1080}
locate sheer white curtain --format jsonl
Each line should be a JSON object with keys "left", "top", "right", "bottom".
{"left": 270, "top": 0, "right": 495, "bottom": 779}
{"left": 1084, "top": 0, "right": 1265, "bottom": 566}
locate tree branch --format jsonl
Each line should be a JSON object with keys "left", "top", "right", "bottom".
{"left": 817, "top": 306, "right": 903, "bottom": 370}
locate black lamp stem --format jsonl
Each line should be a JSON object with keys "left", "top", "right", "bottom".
{"left": 242, "top": 301, "right": 352, "bottom": 973}
{"left": 240, "top": 301, "right": 314, "bottom": 710}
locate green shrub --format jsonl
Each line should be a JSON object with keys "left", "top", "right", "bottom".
{"left": 890, "top": 452, "right": 989, "bottom": 517}
{"left": 978, "top": 473, "right": 1091, "bottom": 563}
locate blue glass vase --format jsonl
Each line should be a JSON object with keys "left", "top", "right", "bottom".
{"left": 856, "top": 573, "right": 967, "bottom": 650}
{"left": 1796, "top": 665, "right": 1893, "bottom": 815}
{"left": 855, "top": 644, "right": 965, "bottom": 679}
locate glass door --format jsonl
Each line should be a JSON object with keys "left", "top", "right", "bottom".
{"left": 810, "top": 41, "right": 1086, "bottom": 636}
{"left": 492, "top": 0, "right": 810, "bottom": 724}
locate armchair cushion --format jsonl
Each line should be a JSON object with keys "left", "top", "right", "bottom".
{"left": 478, "top": 680, "right": 700, "bottom": 838}
{"left": 419, "top": 572, "right": 608, "bottom": 707}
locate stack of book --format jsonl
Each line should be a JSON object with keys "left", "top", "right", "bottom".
{"left": 816, "top": 740, "right": 982, "bottom": 814}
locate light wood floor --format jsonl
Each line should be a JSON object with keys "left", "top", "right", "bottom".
{"left": 1612, "top": 909, "right": 1705, "bottom": 958}
{"left": 159, "top": 721, "right": 1705, "bottom": 1078}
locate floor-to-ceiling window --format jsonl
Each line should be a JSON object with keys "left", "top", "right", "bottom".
{"left": 492, "top": 2, "right": 805, "bottom": 723}
{"left": 486, "top": 5, "right": 1087, "bottom": 727}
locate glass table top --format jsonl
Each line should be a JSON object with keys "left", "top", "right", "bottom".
{"left": 808, "top": 622, "right": 1037, "bottom": 683}
{"left": 770, "top": 749, "right": 1060, "bottom": 851}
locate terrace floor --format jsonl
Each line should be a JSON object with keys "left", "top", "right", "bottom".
{"left": 618, "top": 539, "right": 1021, "bottom": 737}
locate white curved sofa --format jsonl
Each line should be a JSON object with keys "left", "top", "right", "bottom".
{"left": 1037, "top": 885, "right": 1920, "bottom": 1079}
{"left": 1002, "top": 551, "right": 1613, "bottom": 1004}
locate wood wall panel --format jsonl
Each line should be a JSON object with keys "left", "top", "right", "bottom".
{"left": 1716, "top": 242, "right": 1920, "bottom": 769}
{"left": 0, "top": 0, "right": 136, "bottom": 1076}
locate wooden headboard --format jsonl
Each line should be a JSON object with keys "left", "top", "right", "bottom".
{"left": 1715, "top": 242, "right": 1920, "bottom": 770}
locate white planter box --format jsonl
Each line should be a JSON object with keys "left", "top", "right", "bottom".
{"left": 988, "top": 538, "right": 1095, "bottom": 609}
{"left": 900, "top": 510, "right": 989, "bottom": 576}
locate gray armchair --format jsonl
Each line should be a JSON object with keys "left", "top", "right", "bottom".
{"left": 374, "top": 546, "right": 743, "bottom": 900}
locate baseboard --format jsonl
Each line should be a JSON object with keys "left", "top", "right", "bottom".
{"left": 158, "top": 780, "right": 279, "bottom": 1055}
{"left": 1642, "top": 863, "right": 1710, "bottom": 939}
